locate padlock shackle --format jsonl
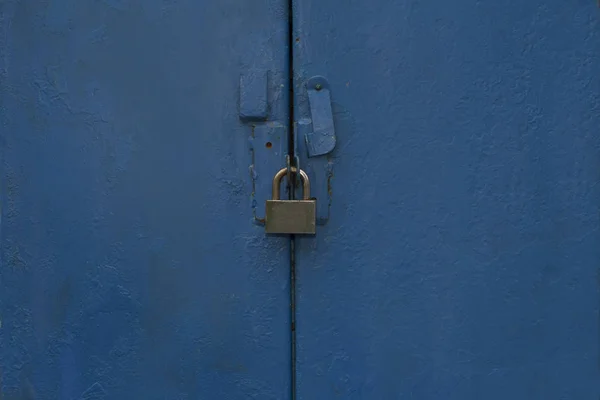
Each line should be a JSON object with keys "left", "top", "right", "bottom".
{"left": 272, "top": 167, "right": 311, "bottom": 200}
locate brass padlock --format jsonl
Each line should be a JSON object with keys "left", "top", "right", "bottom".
{"left": 265, "top": 167, "right": 316, "bottom": 234}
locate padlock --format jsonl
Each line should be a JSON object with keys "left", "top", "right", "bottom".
{"left": 265, "top": 167, "right": 316, "bottom": 234}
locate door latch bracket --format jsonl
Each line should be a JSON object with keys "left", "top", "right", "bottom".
{"left": 295, "top": 76, "right": 336, "bottom": 225}
{"left": 305, "top": 76, "right": 336, "bottom": 157}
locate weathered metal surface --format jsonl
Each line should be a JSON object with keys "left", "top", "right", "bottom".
{"left": 295, "top": 119, "right": 334, "bottom": 225}
{"left": 304, "top": 76, "right": 336, "bottom": 157}
{"left": 293, "top": 1, "right": 600, "bottom": 399}
{"left": 240, "top": 70, "right": 269, "bottom": 122}
{"left": 295, "top": 76, "right": 336, "bottom": 225}
{"left": 0, "top": 1, "right": 291, "bottom": 398}
{"left": 249, "top": 122, "right": 288, "bottom": 224}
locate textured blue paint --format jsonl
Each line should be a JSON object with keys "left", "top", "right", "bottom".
{"left": 294, "top": 1, "right": 600, "bottom": 399}
{"left": 250, "top": 122, "right": 289, "bottom": 222}
{"left": 295, "top": 120, "right": 333, "bottom": 224}
{"left": 304, "top": 76, "right": 336, "bottom": 157}
{"left": 240, "top": 71, "right": 269, "bottom": 121}
{"left": 0, "top": 1, "right": 291, "bottom": 398}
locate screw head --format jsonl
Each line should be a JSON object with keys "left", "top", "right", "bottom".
{"left": 315, "top": 84, "right": 322, "bottom": 91}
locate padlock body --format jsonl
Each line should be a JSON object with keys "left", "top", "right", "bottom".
{"left": 265, "top": 200, "right": 316, "bottom": 234}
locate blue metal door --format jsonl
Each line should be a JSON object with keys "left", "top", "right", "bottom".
{"left": 0, "top": 1, "right": 292, "bottom": 398}
{"left": 293, "top": 1, "right": 600, "bottom": 399}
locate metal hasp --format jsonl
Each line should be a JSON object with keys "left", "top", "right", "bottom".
{"left": 305, "top": 76, "right": 336, "bottom": 156}
{"left": 296, "top": 75, "right": 336, "bottom": 225}
{"left": 238, "top": 68, "right": 289, "bottom": 224}
{"left": 239, "top": 70, "right": 269, "bottom": 121}
{"left": 265, "top": 168, "right": 316, "bottom": 235}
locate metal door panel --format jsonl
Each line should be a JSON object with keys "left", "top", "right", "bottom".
{"left": 293, "top": 1, "right": 600, "bottom": 398}
{"left": 0, "top": 1, "right": 291, "bottom": 398}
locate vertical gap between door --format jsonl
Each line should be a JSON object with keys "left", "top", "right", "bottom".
{"left": 287, "top": 0, "right": 297, "bottom": 398}
{"left": 289, "top": 237, "right": 297, "bottom": 400}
